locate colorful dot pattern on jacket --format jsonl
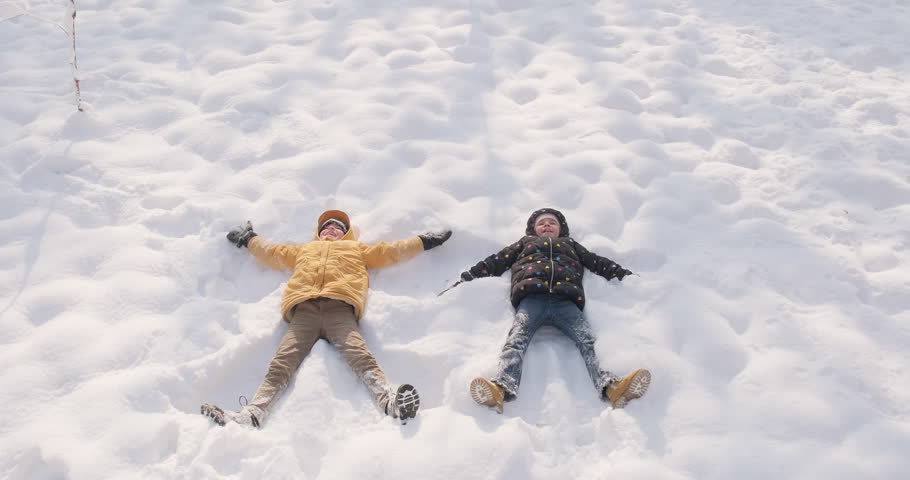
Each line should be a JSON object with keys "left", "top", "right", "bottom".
{"left": 461, "top": 208, "right": 626, "bottom": 311}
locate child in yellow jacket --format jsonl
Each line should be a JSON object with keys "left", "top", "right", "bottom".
{"left": 201, "top": 210, "right": 451, "bottom": 427}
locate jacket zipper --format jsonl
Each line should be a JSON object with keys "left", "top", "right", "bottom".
{"left": 548, "top": 237, "right": 555, "bottom": 293}
{"left": 318, "top": 242, "right": 330, "bottom": 290}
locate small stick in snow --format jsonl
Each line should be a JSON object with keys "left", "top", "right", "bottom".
{"left": 70, "top": 0, "right": 83, "bottom": 111}
{"left": 7, "top": 1, "right": 85, "bottom": 111}
{"left": 437, "top": 280, "right": 463, "bottom": 297}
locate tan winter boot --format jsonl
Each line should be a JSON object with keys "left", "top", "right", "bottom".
{"left": 605, "top": 369, "right": 651, "bottom": 408}
{"left": 470, "top": 377, "right": 505, "bottom": 414}
{"left": 200, "top": 403, "right": 265, "bottom": 428}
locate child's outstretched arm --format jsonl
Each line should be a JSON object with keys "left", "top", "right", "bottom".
{"left": 227, "top": 221, "right": 298, "bottom": 271}
{"left": 362, "top": 229, "right": 451, "bottom": 269}
{"left": 438, "top": 241, "right": 522, "bottom": 296}
{"left": 572, "top": 241, "right": 634, "bottom": 281}
{"left": 362, "top": 237, "right": 425, "bottom": 269}
{"left": 462, "top": 241, "right": 523, "bottom": 280}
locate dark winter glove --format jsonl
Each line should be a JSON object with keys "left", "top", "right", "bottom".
{"left": 227, "top": 221, "right": 257, "bottom": 248}
{"left": 419, "top": 230, "right": 452, "bottom": 250}
{"left": 615, "top": 268, "right": 634, "bottom": 281}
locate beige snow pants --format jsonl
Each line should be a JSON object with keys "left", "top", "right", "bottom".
{"left": 249, "top": 297, "right": 391, "bottom": 414}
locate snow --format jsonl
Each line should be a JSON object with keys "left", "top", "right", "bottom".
{"left": 1, "top": 0, "right": 909, "bottom": 478}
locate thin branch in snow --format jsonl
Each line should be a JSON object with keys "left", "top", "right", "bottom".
{"left": 69, "top": 0, "right": 83, "bottom": 111}
{"left": 2, "top": 1, "right": 83, "bottom": 111}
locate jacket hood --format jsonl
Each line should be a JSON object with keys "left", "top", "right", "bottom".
{"left": 315, "top": 210, "right": 355, "bottom": 241}
{"left": 525, "top": 208, "right": 570, "bottom": 237}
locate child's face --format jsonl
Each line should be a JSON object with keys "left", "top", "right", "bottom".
{"left": 534, "top": 217, "right": 560, "bottom": 237}
{"left": 319, "top": 224, "right": 345, "bottom": 241}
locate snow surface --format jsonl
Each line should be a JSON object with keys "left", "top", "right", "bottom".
{"left": 2, "top": 0, "right": 909, "bottom": 478}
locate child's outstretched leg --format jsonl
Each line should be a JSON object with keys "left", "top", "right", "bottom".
{"left": 323, "top": 300, "right": 420, "bottom": 423}
{"left": 201, "top": 301, "right": 321, "bottom": 428}
{"left": 472, "top": 295, "right": 547, "bottom": 413}
{"left": 551, "top": 301, "right": 650, "bottom": 408}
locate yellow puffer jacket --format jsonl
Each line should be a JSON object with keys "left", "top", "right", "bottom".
{"left": 248, "top": 210, "right": 424, "bottom": 320}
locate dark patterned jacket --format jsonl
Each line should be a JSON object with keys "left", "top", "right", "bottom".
{"left": 460, "top": 208, "right": 630, "bottom": 311}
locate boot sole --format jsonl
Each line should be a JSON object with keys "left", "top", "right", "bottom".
{"left": 200, "top": 403, "right": 260, "bottom": 428}
{"left": 613, "top": 369, "right": 651, "bottom": 409}
{"left": 469, "top": 377, "right": 503, "bottom": 413}
{"left": 200, "top": 403, "right": 226, "bottom": 426}
{"left": 395, "top": 384, "right": 420, "bottom": 424}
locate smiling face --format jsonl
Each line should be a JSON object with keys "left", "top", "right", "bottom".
{"left": 319, "top": 223, "right": 346, "bottom": 241}
{"left": 534, "top": 215, "right": 560, "bottom": 237}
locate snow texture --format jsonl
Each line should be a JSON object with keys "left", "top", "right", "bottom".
{"left": 1, "top": 0, "right": 909, "bottom": 479}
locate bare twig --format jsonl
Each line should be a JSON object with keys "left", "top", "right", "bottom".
{"left": 437, "top": 280, "right": 463, "bottom": 297}
{"left": 3, "top": 1, "right": 82, "bottom": 111}
{"left": 69, "top": 0, "right": 83, "bottom": 111}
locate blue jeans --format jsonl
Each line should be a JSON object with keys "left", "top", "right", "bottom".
{"left": 492, "top": 294, "right": 616, "bottom": 400}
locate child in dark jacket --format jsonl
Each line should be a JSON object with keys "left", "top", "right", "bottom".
{"left": 453, "top": 208, "right": 650, "bottom": 413}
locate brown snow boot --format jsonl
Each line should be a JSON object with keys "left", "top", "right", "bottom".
{"left": 470, "top": 377, "right": 505, "bottom": 414}
{"left": 605, "top": 369, "right": 651, "bottom": 408}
